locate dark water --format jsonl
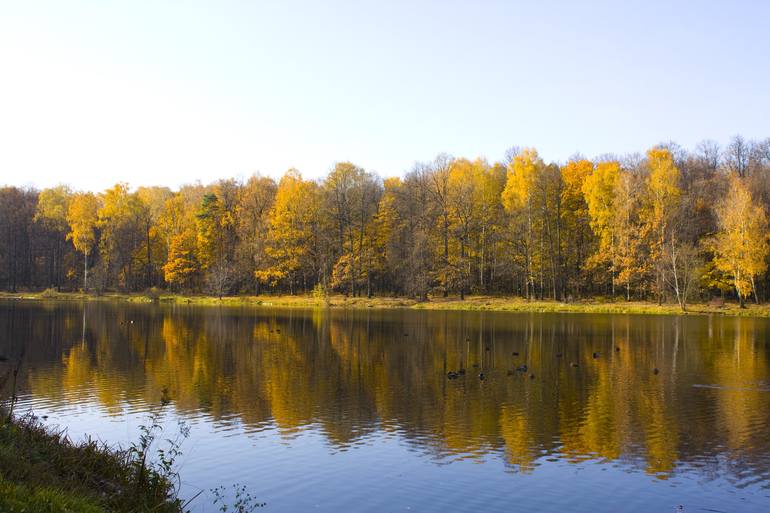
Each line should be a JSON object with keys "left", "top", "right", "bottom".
{"left": 2, "top": 301, "right": 770, "bottom": 512}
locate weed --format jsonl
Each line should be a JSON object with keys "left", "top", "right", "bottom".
{"left": 212, "top": 483, "right": 267, "bottom": 512}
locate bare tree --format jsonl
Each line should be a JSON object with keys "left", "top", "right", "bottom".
{"left": 724, "top": 135, "right": 750, "bottom": 177}
{"left": 663, "top": 239, "right": 701, "bottom": 311}
{"left": 205, "top": 260, "right": 232, "bottom": 299}
{"left": 695, "top": 139, "right": 721, "bottom": 173}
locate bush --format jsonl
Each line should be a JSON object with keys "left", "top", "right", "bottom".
{"left": 312, "top": 283, "right": 329, "bottom": 303}
{"left": 39, "top": 288, "right": 59, "bottom": 299}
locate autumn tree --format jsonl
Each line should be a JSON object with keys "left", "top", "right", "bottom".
{"left": 196, "top": 192, "right": 224, "bottom": 271}
{"left": 35, "top": 185, "right": 73, "bottom": 289}
{"left": 416, "top": 154, "right": 453, "bottom": 296}
{"left": 324, "top": 162, "right": 381, "bottom": 296}
{"left": 236, "top": 175, "right": 277, "bottom": 293}
{"left": 582, "top": 160, "right": 621, "bottom": 296}
{"left": 161, "top": 189, "right": 202, "bottom": 290}
{"left": 195, "top": 185, "right": 241, "bottom": 296}
{"left": 98, "top": 183, "right": 145, "bottom": 291}
{"left": 536, "top": 163, "right": 566, "bottom": 300}
{"left": 136, "top": 186, "right": 172, "bottom": 288}
{"left": 612, "top": 169, "right": 643, "bottom": 300}
{"left": 642, "top": 147, "right": 682, "bottom": 304}
{"left": 163, "top": 229, "right": 199, "bottom": 290}
{"left": 66, "top": 192, "right": 100, "bottom": 291}
{"left": 445, "top": 158, "right": 477, "bottom": 299}
{"left": 711, "top": 175, "right": 770, "bottom": 307}
{"left": 390, "top": 170, "right": 435, "bottom": 299}
{"left": 560, "top": 159, "right": 595, "bottom": 298}
{"left": 502, "top": 148, "right": 543, "bottom": 299}
{"left": 257, "top": 170, "right": 321, "bottom": 294}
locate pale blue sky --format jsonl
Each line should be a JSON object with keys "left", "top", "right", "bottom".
{"left": 1, "top": 0, "right": 769, "bottom": 190}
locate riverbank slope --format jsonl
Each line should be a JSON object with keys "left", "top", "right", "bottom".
{"left": 0, "top": 413, "right": 182, "bottom": 513}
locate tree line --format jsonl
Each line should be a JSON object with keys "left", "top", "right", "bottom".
{"left": 1, "top": 135, "right": 769, "bottom": 309}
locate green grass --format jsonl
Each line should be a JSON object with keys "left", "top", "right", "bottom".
{"left": 0, "top": 477, "right": 106, "bottom": 513}
{"left": 2, "top": 290, "right": 770, "bottom": 317}
{"left": 410, "top": 296, "right": 770, "bottom": 317}
{"left": 0, "top": 413, "right": 182, "bottom": 513}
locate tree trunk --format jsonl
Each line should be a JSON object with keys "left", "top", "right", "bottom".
{"left": 443, "top": 214, "right": 449, "bottom": 297}
{"left": 146, "top": 223, "right": 152, "bottom": 288}
{"left": 83, "top": 252, "right": 88, "bottom": 292}
{"left": 459, "top": 240, "right": 465, "bottom": 300}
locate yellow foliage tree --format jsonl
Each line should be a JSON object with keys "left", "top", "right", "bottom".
{"left": 195, "top": 192, "right": 224, "bottom": 271}
{"left": 257, "top": 169, "right": 320, "bottom": 293}
{"left": 98, "top": 183, "right": 146, "bottom": 290}
{"left": 66, "top": 192, "right": 100, "bottom": 291}
{"left": 36, "top": 185, "right": 72, "bottom": 232}
{"left": 712, "top": 175, "right": 770, "bottom": 307}
{"left": 613, "top": 170, "right": 642, "bottom": 300}
{"left": 643, "top": 147, "right": 681, "bottom": 303}
{"left": 502, "top": 148, "right": 542, "bottom": 298}
{"left": 163, "top": 229, "right": 199, "bottom": 289}
{"left": 581, "top": 160, "right": 621, "bottom": 295}
{"left": 35, "top": 185, "right": 73, "bottom": 289}
{"left": 560, "top": 159, "right": 594, "bottom": 296}
{"left": 160, "top": 192, "right": 201, "bottom": 289}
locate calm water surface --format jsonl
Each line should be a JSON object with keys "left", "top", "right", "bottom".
{"left": 2, "top": 300, "right": 770, "bottom": 512}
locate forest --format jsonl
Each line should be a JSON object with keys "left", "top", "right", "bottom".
{"left": 1, "top": 135, "right": 769, "bottom": 309}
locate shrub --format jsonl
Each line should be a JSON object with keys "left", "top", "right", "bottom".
{"left": 39, "top": 288, "right": 59, "bottom": 299}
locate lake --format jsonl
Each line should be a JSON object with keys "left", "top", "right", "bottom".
{"left": 2, "top": 300, "right": 770, "bottom": 512}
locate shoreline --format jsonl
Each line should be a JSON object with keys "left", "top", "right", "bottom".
{"left": 0, "top": 412, "right": 182, "bottom": 513}
{"left": 1, "top": 291, "right": 769, "bottom": 318}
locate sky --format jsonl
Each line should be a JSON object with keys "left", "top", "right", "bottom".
{"left": 1, "top": 0, "right": 769, "bottom": 191}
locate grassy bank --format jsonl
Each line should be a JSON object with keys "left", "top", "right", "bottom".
{"left": 0, "top": 412, "right": 184, "bottom": 513}
{"left": 2, "top": 290, "right": 770, "bottom": 317}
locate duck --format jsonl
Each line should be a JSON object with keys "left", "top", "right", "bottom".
{"left": 592, "top": 352, "right": 600, "bottom": 359}
{"left": 614, "top": 346, "right": 621, "bottom": 352}
{"left": 653, "top": 368, "right": 660, "bottom": 375}
{"left": 447, "top": 371, "right": 459, "bottom": 380}
{"left": 529, "top": 373, "right": 535, "bottom": 380}
{"left": 512, "top": 351, "right": 519, "bottom": 356}
{"left": 516, "top": 364, "right": 528, "bottom": 372}
{"left": 478, "top": 372, "right": 486, "bottom": 381}
{"left": 570, "top": 362, "right": 579, "bottom": 368}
